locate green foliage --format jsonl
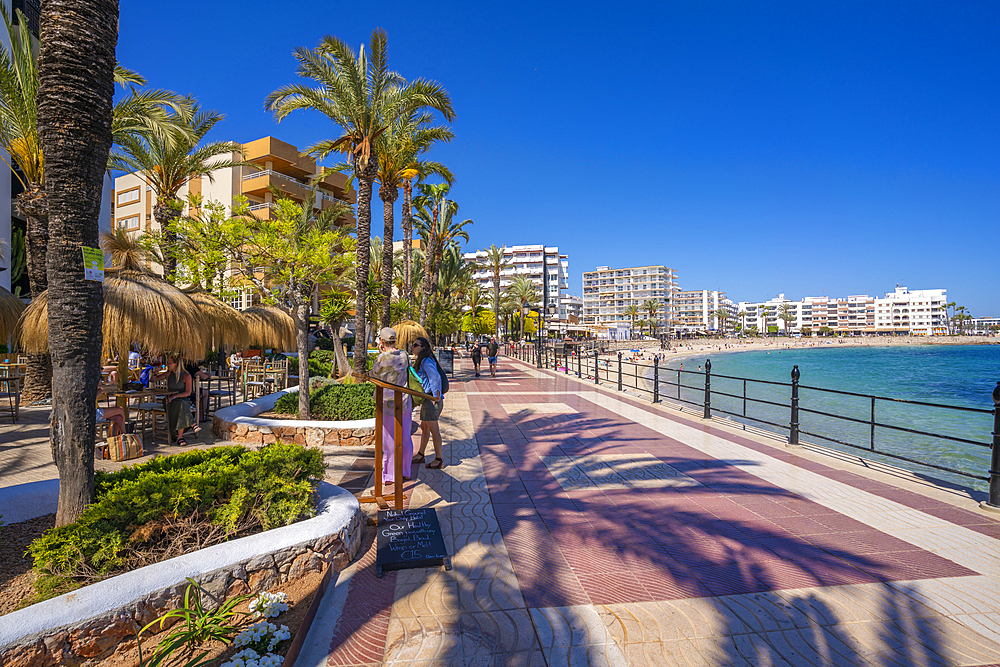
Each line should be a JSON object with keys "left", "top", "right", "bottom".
{"left": 819, "top": 326, "right": 832, "bottom": 336}
{"left": 137, "top": 578, "right": 246, "bottom": 667}
{"left": 767, "top": 325, "right": 779, "bottom": 334}
{"left": 427, "top": 302, "right": 461, "bottom": 339}
{"left": 289, "top": 349, "right": 339, "bottom": 378}
{"left": 272, "top": 383, "right": 375, "bottom": 421}
{"left": 313, "top": 338, "right": 337, "bottom": 351}
{"left": 801, "top": 327, "right": 812, "bottom": 337}
{"left": 29, "top": 444, "right": 324, "bottom": 581}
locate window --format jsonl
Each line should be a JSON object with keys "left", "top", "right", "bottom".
{"left": 116, "top": 214, "right": 140, "bottom": 231}
{"left": 116, "top": 188, "right": 140, "bottom": 206}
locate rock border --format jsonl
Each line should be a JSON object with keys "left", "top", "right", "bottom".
{"left": 0, "top": 482, "right": 362, "bottom": 667}
{"left": 213, "top": 385, "right": 376, "bottom": 448}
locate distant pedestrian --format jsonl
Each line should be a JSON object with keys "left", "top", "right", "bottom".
{"left": 471, "top": 342, "right": 483, "bottom": 377}
{"left": 487, "top": 337, "right": 499, "bottom": 378}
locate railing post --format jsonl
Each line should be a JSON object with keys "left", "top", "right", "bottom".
{"left": 617, "top": 352, "right": 622, "bottom": 391}
{"left": 577, "top": 350, "right": 582, "bottom": 377}
{"left": 703, "top": 359, "right": 712, "bottom": 419}
{"left": 789, "top": 365, "right": 800, "bottom": 446}
{"left": 985, "top": 382, "right": 1000, "bottom": 510}
{"left": 594, "top": 350, "right": 599, "bottom": 385}
{"left": 537, "top": 334, "right": 543, "bottom": 369}
{"left": 870, "top": 397, "right": 876, "bottom": 451}
{"left": 653, "top": 356, "right": 659, "bottom": 403}
{"left": 678, "top": 369, "right": 681, "bottom": 400}
{"left": 564, "top": 350, "right": 568, "bottom": 374}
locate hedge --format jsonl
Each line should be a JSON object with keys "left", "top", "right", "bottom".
{"left": 271, "top": 383, "right": 375, "bottom": 421}
{"left": 29, "top": 443, "right": 324, "bottom": 580}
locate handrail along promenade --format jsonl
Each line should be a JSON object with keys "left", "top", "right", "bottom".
{"left": 501, "top": 338, "right": 1000, "bottom": 507}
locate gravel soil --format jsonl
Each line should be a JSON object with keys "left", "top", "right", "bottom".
{"left": 0, "top": 513, "right": 54, "bottom": 616}
{"left": 96, "top": 569, "right": 326, "bottom": 667}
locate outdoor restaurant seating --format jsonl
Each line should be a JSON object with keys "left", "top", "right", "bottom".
{"left": 0, "top": 363, "right": 24, "bottom": 423}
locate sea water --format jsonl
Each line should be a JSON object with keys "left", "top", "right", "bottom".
{"left": 660, "top": 344, "right": 999, "bottom": 492}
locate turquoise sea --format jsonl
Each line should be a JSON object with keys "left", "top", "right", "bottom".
{"left": 660, "top": 344, "right": 999, "bottom": 492}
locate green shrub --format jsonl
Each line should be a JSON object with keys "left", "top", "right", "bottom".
{"left": 288, "top": 350, "right": 336, "bottom": 378}
{"left": 29, "top": 443, "right": 324, "bottom": 581}
{"left": 313, "top": 338, "right": 336, "bottom": 351}
{"left": 271, "top": 383, "right": 375, "bottom": 421}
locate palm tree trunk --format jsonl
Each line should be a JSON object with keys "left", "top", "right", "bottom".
{"left": 353, "top": 155, "right": 378, "bottom": 375}
{"left": 330, "top": 319, "right": 349, "bottom": 379}
{"left": 16, "top": 189, "right": 52, "bottom": 402}
{"left": 401, "top": 181, "right": 413, "bottom": 305}
{"left": 38, "top": 0, "right": 116, "bottom": 527}
{"left": 493, "top": 276, "right": 500, "bottom": 335}
{"left": 292, "top": 301, "right": 310, "bottom": 418}
{"left": 379, "top": 188, "right": 397, "bottom": 327}
{"left": 418, "top": 233, "right": 436, "bottom": 327}
{"left": 153, "top": 201, "right": 180, "bottom": 283}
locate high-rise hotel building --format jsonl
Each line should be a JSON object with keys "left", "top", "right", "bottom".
{"left": 581, "top": 265, "right": 678, "bottom": 335}
{"left": 464, "top": 244, "right": 569, "bottom": 316}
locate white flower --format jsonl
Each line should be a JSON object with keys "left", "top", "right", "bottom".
{"left": 249, "top": 591, "right": 289, "bottom": 618}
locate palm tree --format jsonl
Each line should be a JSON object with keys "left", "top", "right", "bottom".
{"left": 1, "top": 9, "right": 183, "bottom": 400}
{"left": 375, "top": 109, "right": 453, "bottom": 326}
{"left": 643, "top": 299, "right": 660, "bottom": 337}
{"left": 266, "top": 29, "right": 454, "bottom": 373}
{"left": 465, "top": 283, "right": 486, "bottom": 335}
{"left": 625, "top": 304, "right": 640, "bottom": 339}
{"left": 778, "top": 302, "right": 795, "bottom": 335}
{"left": 737, "top": 309, "right": 747, "bottom": 336}
{"left": 714, "top": 308, "right": 730, "bottom": 336}
{"left": 37, "top": 0, "right": 117, "bottom": 525}
{"left": 108, "top": 103, "right": 244, "bottom": 283}
{"left": 483, "top": 245, "right": 510, "bottom": 336}
{"left": 506, "top": 275, "right": 537, "bottom": 341}
{"left": 412, "top": 182, "right": 449, "bottom": 325}
{"left": 320, "top": 291, "right": 352, "bottom": 378}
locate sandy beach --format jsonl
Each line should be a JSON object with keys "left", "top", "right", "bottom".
{"left": 606, "top": 335, "right": 999, "bottom": 366}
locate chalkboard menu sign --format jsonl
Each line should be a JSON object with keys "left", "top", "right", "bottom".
{"left": 375, "top": 508, "right": 450, "bottom": 578}
{"left": 436, "top": 348, "right": 454, "bottom": 376}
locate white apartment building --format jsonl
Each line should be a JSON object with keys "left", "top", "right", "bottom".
{"left": 970, "top": 317, "right": 1000, "bottom": 335}
{"left": 675, "top": 290, "right": 737, "bottom": 334}
{"left": 0, "top": 1, "right": 112, "bottom": 295}
{"left": 464, "top": 244, "right": 569, "bottom": 328}
{"left": 737, "top": 286, "right": 948, "bottom": 336}
{"left": 581, "top": 265, "right": 678, "bottom": 336}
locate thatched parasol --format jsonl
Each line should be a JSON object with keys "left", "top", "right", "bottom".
{"left": 394, "top": 320, "right": 429, "bottom": 354}
{"left": 241, "top": 306, "right": 295, "bottom": 351}
{"left": 18, "top": 270, "right": 209, "bottom": 360}
{"left": 0, "top": 286, "right": 25, "bottom": 341}
{"left": 183, "top": 288, "right": 251, "bottom": 351}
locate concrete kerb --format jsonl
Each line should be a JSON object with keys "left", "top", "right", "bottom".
{"left": 0, "top": 482, "right": 363, "bottom": 666}
{"left": 213, "top": 386, "right": 376, "bottom": 448}
{"left": 0, "top": 478, "right": 58, "bottom": 523}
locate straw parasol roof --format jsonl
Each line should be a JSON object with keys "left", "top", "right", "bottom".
{"left": 182, "top": 288, "right": 251, "bottom": 351}
{"left": 18, "top": 270, "right": 209, "bottom": 359}
{"left": 394, "top": 320, "right": 429, "bottom": 353}
{"left": 0, "top": 286, "right": 25, "bottom": 341}
{"left": 241, "top": 306, "right": 295, "bottom": 351}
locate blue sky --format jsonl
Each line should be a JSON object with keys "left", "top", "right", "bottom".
{"left": 118, "top": 1, "right": 999, "bottom": 314}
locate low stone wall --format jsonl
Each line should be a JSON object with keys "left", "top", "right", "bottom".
{"left": 0, "top": 483, "right": 362, "bottom": 667}
{"left": 213, "top": 385, "right": 376, "bottom": 449}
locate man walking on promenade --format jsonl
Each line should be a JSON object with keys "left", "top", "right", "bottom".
{"left": 487, "top": 337, "right": 499, "bottom": 378}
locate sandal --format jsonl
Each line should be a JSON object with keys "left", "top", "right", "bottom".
{"left": 426, "top": 458, "right": 443, "bottom": 469}
{"left": 412, "top": 453, "right": 426, "bottom": 464}
{"left": 175, "top": 437, "right": 189, "bottom": 447}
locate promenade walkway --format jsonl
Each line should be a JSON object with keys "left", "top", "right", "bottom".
{"left": 300, "top": 353, "right": 1000, "bottom": 667}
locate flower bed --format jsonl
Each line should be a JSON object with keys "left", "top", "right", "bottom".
{"left": 213, "top": 386, "right": 376, "bottom": 449}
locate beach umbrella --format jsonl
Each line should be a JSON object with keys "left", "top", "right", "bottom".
{"left": 18, "top": 270, "right": 209, "bottom": 360}
{"left": 241, "top": 306, "right": 295, "bottom": 351}
{"left": 182, "top": 288, "right": 251, "bottom": 351}
{"left": 0, "top": 286, "right": 25, "bottom": 341}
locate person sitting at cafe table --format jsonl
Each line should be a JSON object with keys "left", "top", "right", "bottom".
{"left": 184, "top": 361, "right": 212, "bottom": 422}
{"left": 151, "top": 355, "right": 195, "bottom": 446}
{"left": 95, "top": 389, "right": 126, "bottom": 435}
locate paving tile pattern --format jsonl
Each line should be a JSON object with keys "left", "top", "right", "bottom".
{"left": 317, "top": 355, "right": 1000, "bottom": 666}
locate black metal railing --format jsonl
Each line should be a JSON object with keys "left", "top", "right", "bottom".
{"left": 508, "top": 343, "right": 1000, "bottom": 503}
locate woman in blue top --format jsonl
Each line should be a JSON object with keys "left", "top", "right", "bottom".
{"left": 410, "top": 337, "right": 445, "bottom": 469}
